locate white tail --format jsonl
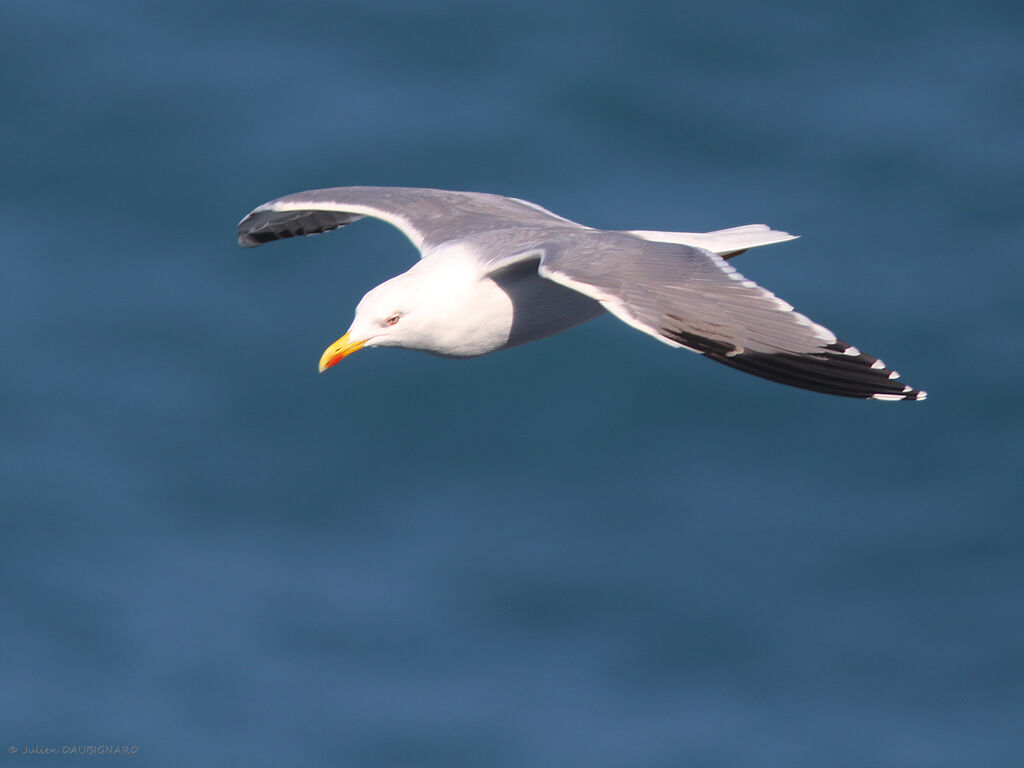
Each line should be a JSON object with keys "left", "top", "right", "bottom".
{"left": 627, "top": 224, "right": 798, "bottom": 255}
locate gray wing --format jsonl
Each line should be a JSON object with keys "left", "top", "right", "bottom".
{"left": 237, "top": 186, "right": 583, "bottom": 252}
{"left": 534, "top": 232, "right": 926, "bottom": 401}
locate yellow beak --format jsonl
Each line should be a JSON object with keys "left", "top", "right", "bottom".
{"left": 318, "top": 332, "right": 366, "bottom": 372}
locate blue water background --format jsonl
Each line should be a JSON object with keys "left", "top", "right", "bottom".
{"left": 2, "top": 1, "right": 1022, "bottom": 765}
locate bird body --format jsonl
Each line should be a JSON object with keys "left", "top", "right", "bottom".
{"left": 238, "top": 186, "right": 925, "bottom": 401}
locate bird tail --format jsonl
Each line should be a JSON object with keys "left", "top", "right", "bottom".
{"left": 626, "top": 224, "right": 798, "bottom": 258}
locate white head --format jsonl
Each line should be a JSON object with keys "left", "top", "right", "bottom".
{"left": 318, "top": 255, "right": 515, "bottom": 371}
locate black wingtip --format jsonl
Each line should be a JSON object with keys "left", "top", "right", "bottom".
{"left": 236, "top": 216, "right": 280, "bottom": 248}
{"left": 661, "top": 323, "right": 925, "bottom": 401}
{"left": 236, "top": 208, "right": 360, "bottom": 248}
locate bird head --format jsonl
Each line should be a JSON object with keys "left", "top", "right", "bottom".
{"left": 317, "top": 254, "right": 514, "bottom": 371}
{"left": 318, "top": 274, "right": 420, "bottom": 372}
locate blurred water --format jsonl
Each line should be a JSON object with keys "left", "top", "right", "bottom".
{"left": 2, "top": 1, "right": 1022, "bottom": 766}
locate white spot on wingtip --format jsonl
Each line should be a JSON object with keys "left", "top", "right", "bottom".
{"left": 843, "top": 346, "right": 861, "bottom": 356}
{"left": 871, "top": 359, "right": 886, "bottom": 370}
{"left": 872, "top": 393, "right": 905, "bottom": 401}
{"left": 917, "top": 391, "right": 928, "bottom": 400}
{"left": 889, "top": 370, "right": 900, "bottom": 379}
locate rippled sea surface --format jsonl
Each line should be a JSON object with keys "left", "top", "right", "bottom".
{"left": 2, "top": 1, "right": 1022, "bottom": 765}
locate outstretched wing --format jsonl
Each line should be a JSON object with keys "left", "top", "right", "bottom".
{"left": 237, "top": 186, "right": 583, "bottom": 252}
{"left": 535, "top": 232, "right": 926, "bottom": 401}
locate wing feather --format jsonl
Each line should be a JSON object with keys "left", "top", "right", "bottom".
{"left": 237, "top": 186, "right": 582, "bottom": 253}
{"left": 538, "top": 234, "right": 925, "bottom": 401}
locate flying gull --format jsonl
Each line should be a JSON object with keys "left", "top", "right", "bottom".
{"left": 237, "top": 186, "right": 925, "bottom": 401}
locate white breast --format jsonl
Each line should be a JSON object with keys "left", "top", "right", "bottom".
{"left": 387, "top": 243, "right": 604, "bottom": 357}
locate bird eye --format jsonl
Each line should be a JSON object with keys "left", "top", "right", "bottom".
{"left": 384, "top": 313, "right": 401, "bottom": 326}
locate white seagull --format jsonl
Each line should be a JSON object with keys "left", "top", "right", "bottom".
{"left": 238, "top": 186, "right": 925, "bottom": 401}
